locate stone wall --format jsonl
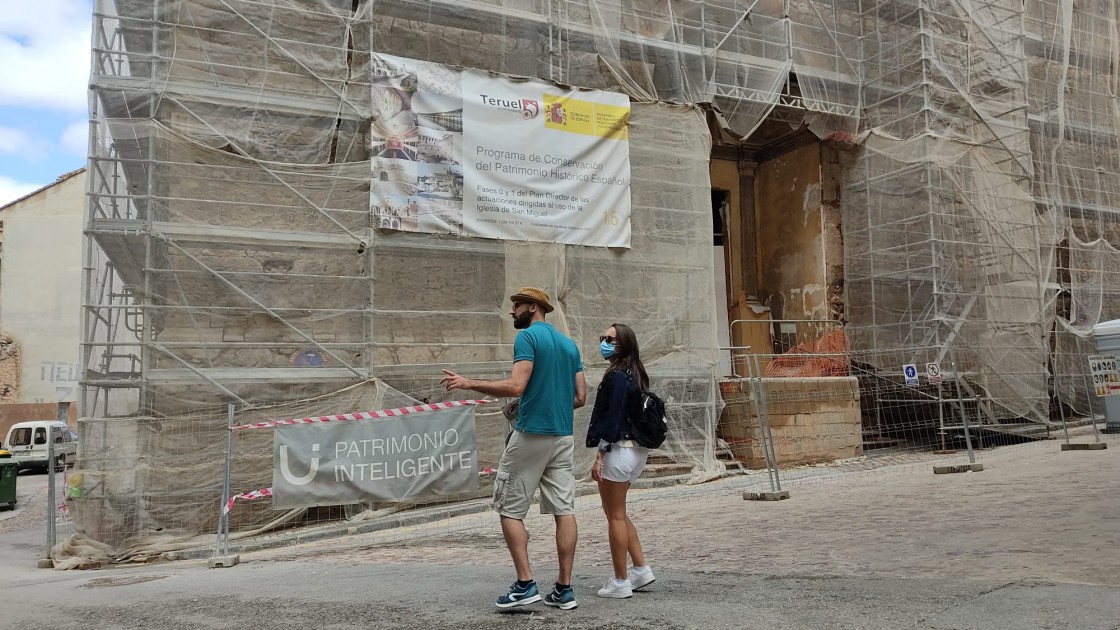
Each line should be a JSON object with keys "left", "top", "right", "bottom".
{"left": 717, "top": 376, "right": 862, "bottom": 468}
{"left": 0, "top": 334, "right": 17, "bottom": 403}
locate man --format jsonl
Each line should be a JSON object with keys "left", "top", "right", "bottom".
{"left": 441, "top": 287, "right": 587, "bottom": 610}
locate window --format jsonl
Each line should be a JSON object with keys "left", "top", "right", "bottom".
{"left": 34, "top": 427, "right": 47, "bottom": 445}
{"left": 8, "top": 427, "right": 31, "bottom": 447}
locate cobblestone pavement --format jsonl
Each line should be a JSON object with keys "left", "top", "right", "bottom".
{"left": 260, "top": 433, "right": 1120, "bottom": 588}
{"left": 0, "top": 470, "right": 51, "bottom": 533}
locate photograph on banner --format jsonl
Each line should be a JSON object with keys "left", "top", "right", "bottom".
{"left": 271, "top": 405, "right": 479, "bottom": 509}
{"left": 370, "top": 53, "right": 632, "bottom": 248}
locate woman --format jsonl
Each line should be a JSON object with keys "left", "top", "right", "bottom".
{"left": 585, "top": 323, "right": 656, "bottom": 599}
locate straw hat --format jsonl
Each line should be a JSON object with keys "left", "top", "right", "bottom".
{"left": 509, "top": 287, "right": 555, "bottom": 313}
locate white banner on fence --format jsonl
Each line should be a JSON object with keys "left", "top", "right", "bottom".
{"left": 370, "top": 54, "right": 632, "bottom": 248}
{"left": 272, "top": 405, "right": 479, "bottom": 508}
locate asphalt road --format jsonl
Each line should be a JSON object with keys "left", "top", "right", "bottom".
{"left": 0, "top": 554, "right": 1117, "bottom": 630}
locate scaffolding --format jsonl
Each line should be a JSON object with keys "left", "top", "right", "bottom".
{"left": 845, "top": 0, "right": 1120, "bottom": 432}
{"left": 75, "top": 0, "right": 1120, "bottom": 555}
{"left": 846, "top": 0, "right": 1049, "bottom": 432}
{"left": 86, "top": 0, "right": 853, "bottom": 553}
{"left": 83, "top": 0, "right": 864, "bottom": 403}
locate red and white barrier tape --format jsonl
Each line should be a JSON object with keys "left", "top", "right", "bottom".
{"left": 231, "top": 399, "right": 489, "bottom": 431}
{"left": 224, "top": 487, "right": 273, "bottom": 514}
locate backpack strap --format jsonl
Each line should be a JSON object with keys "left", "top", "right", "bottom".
{"left": 623, "top": 367, "right": 643, "bottom": 392}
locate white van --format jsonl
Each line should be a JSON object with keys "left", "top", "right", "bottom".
{"left": 3, "top": 421, "right": 77, "bottom": 471}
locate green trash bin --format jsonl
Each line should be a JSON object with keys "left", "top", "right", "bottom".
{"left": 0, "top": 458, "right": 17, "bottom": 509}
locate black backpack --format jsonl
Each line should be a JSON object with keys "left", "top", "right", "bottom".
{"left": 627, "top": 387, "right": 668, "bottom": 449}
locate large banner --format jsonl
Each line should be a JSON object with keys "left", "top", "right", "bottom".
{"left": 370, "top": 54, "right": 632, "bottom": 248}
{"left": 272, "top": 406, "right": 478, "bottom": 508}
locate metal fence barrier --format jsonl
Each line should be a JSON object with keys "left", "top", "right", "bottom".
{"left": 38, "top": 320, "right": 1115, "bottom": 565}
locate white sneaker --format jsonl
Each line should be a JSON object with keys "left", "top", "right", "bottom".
{"left": 628, "top": 566, "right": 656, "bottom": 590}
{"left": 597, "top": 577, "right": 633, "bottom": 599}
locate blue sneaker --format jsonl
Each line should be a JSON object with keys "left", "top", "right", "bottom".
{"left": 543, "top": 584, "right": 578, "bottom": 610}
{"left": 496, "top": 580, "right": 541, "bottom": 608}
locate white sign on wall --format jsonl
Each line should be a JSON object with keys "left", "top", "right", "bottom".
{"left": 370, "top": 54, "right": 632, "bottom": 248}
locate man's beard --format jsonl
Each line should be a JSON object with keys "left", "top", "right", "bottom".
{"left": 513, "top": 309, "right": 533, "bottom": 329}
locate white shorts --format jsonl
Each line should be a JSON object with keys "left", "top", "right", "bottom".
{"left": 600, "top": 444, "right": 650, "bottom": 483}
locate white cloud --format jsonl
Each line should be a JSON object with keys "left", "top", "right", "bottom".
{"left": 0, "top": 1, "right": 93, "bottom": 112}
{"left": 60, "top": 121, "right": 89, "bottom": 158}
{"left": 0, "top": 124, "right": 48, "bottom": 160}
{"left": 0, "top": 126, "right": 32, "bottom": 153}
{"left": 0, "top": 176, "right": 45, "bottom": 208}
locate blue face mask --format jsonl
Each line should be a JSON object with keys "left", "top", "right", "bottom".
{"left": 599, "top": 340, "right": 616, "bottom": 359}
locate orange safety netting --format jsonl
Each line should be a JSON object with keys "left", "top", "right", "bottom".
{"left": 764, "top": 329, "right": 849, "bottom": 378}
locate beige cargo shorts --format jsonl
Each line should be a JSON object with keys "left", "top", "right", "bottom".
{"left": 491, "top": 431, "right": 576, "bottom": 519}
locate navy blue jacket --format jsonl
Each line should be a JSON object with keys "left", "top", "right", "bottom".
{"left": 585, "top": 370, "right": 638, "bottom": 447}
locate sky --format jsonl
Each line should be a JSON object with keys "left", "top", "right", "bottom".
{"left": 0, "top": 0, "right": 94, "bottom": 207}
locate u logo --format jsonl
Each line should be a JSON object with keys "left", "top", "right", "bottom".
{"left": 278, "top": 443, "right": 320, "bottom": 486}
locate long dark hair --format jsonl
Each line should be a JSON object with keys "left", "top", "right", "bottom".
{"left": 606, "top": 323, "right": 649, "bottom": 390}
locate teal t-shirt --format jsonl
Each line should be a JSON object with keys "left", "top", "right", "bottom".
{"left": 513, "top": 322, "right": 584, "bottom": 435}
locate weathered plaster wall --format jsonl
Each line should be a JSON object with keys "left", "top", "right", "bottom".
{"left": 0, "top": 171, "right": 85, "bottom": 403}
{"left": 821, "top": 144, "right": 846, "bottom": 322}
{"left": 757, "top": 143, "right": 827, "bottom": 321}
